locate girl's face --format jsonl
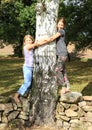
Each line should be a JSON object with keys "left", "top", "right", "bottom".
{"left": 24, "top": 37, "right": 33, "bottom": 45}
{"left": 57, "top": 20, "right": 64, "bottom": 30}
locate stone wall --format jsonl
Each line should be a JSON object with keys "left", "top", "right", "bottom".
{"left": 0, "top": 96, "right": 32, "bottom": 130}
{"left": 56, "top": 92, "right": 92, "bottom": 130}
{"left": 0, "top": 92, "right": 92, "bottom": 130}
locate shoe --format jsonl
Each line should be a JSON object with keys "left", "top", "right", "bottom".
{"left": 65, "top": 88, "right": 71, "bottom": 93}
{"left": 59, "top": 87, "right": 66, "bottom": 94}
{"left": 13, "top": 93, "right": 20, "bottom": 104}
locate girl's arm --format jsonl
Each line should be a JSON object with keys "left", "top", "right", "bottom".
{"left": 26, "top": 38, "right": 51, "bottom": 50}
{"left": 27, "top": 43, "right": 38, "bottom": 50}
{"left": 35, "top": 38, "right": 51, "bottom": 46}
{"left": 27, "top": 32, "right": 61, "bottom": 50}
{"left": 36, "top": 32, "right": 61, "bottom": 46}
{"left": 50, "top": 32, "right": 61, "bottom": 41}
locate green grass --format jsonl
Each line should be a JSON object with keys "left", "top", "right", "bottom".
{"left": 0, "top": 57, "right": 23, "bottom": 96}
{"left": 67, "top": 58, "right": 92, "bottom": 95}
{"left": 0, "top": 57, "right": 92, "bottom": 97}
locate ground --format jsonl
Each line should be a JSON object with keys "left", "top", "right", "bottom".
{"left": 67, "top": 43, "right": 92, "bottom": 59}
{"left": 0, "top": 44, "right": 14, "bottom": 56}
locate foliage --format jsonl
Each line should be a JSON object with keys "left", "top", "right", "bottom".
{"left": 59, "top": 0, "right": 92, "bottom": 50}
{"left": 0, "top": 0, "right": 92, "bottom": 55}
{"left": 0, "top": 1, "right": 20, "bottom": 43}
{"left": 0, "top": 0, "right": 36, "bottom": 56}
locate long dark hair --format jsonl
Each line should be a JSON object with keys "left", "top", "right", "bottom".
{"left": 57, "top": 17, "right": 66, "bottom": 25}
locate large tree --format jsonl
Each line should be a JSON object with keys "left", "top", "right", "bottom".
{"left": 30, "top": 0, "right": 60, "bottom": 126}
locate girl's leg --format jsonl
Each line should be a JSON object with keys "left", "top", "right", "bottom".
{"left": 18, "top": 66, "right": 33, "bottom": 95}
{"left": 56, "top": 56, "right": 70, "bottom": 94}
{"left": 55, "top": 57, "right": 66, "bottom": 94}
{"left": 62, "top": 65, "right": 70, "bottom": 92}
{"left": 14, "top": 66, "right": 33, "bottom": 103}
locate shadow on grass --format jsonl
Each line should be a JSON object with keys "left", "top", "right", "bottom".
{"left": 0, "top": 84, "right": 20, "bottom": 97}
{"left": 81, "top": 82, "right": 92, "bottom": 96}
{"left": 0, "top": 56, "right": 92, "bottom": 97}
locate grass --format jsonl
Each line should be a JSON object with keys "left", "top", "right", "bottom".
{"left": 0, "top": 57, "right": 92, "bottom": 97}
{"left": 67, "top": 58, "right": 92, "bottom": 95}
{"left": 0, "top": 57, "right": 24, "bottom": 96}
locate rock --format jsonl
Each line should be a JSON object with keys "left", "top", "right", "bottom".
{"left": 22, "top": 100, "right": 30, "bottom": 113}
{"left": 20, "top": 97, "right": 30, "bottom": 113}
{"left": 60, "top": 102, "right": 70, "bottom": 109}
{"left": 60, "top": 92, "right": 83, "bottom": 103}
{"left": 70, "top": 121, "right": 84, "bottom": 129}
{"left": 18, "top": 114, "right": 29, "bottom": 120}
{"left": 88, "top": 126, "right": 92, "bottom": 130}
{"left": 65, "top": 109, "right": 78, "bottom": 117}
{"left": 2, "top": 116, "right": 8, "bottom": 123}
{"left": 0, "top": 112, "right": 1, "bottom": 122}
{"left": 63, "top": 121, "right": 70, "bottom": 129}
{"left": 82, "top": 106, "right": 92, "bottom": 112}
{"left": 86, "top": 112, "right": 92, "bottom": 117}
{"left": 78, "top": 101, "right": 87, "bottom": 107}
{"left": 60, "top": 115, "right": 70, "bottom": 122}
{"left": 70, "top": 104, "right": 78, "bottom": 111}
{"left": 7, "top": 111, "right": 19, "bottom": 122}
{"left": 56, "top": 119, "right": 63, "bottom": 128}
{"left": 4, "top": 104, "right": 14, "bottom": 115}
{"left": 0, "top": 123, "right": 7, "bottom": 130}
{"left": 83, "top": 96, "right": 92, "bottom": 101}
{"left": 77, "top": 107, "right": 85, "bottom": 118}
{"left": 12, "top": 102, "right": 17, "bottom": 110}
{"left": 70, "top": 119, "right": 81, "bottom": 124}
{"left": 0, "top": 103, "right": 13, "bottom": 114}
{"left": 56, "top": 103, "right": 64, "bottom": 113}
{"left": 80, "top": 117, "right": 87, "bottom": 122}
{"left": 59, "top": 112, "right": 65, "bottom": 116}
{"left": 86, "top": 117, "right": 92, "bottom": 123}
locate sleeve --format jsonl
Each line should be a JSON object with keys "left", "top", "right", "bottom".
{"left": 58, "top": 29, "right": 65, "bottom": 36}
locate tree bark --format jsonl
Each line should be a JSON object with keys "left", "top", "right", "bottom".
{"left": 30, "top": 0, "right": 59, "bottom": 126}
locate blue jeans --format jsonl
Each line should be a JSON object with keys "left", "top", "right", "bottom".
{"left": 18, "top": 65, "right": 33, "bottom": 96}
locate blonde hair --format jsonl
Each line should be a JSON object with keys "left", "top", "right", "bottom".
{"left": 23, "top": 35, "right": 34, "bottom": 44}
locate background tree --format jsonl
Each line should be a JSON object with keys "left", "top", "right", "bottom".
{"left": 59, "top": 0, "right": 92, "bottom": 50}
{"left": 0, "top": 0, "right": 36, "bottom": 56}
{"left": 0, "top": 0, "right": 92, "bottom": 56}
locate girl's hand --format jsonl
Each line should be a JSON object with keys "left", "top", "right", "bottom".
{"left": 36, "top": 38, "right": 51, "bottom": 46}
{"left": 50, "top": 37, "right": 54, "bottom": 42}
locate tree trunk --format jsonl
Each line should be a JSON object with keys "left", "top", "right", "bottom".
{"left": 30, "top": 0, "right": 59, "bottom": 127}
